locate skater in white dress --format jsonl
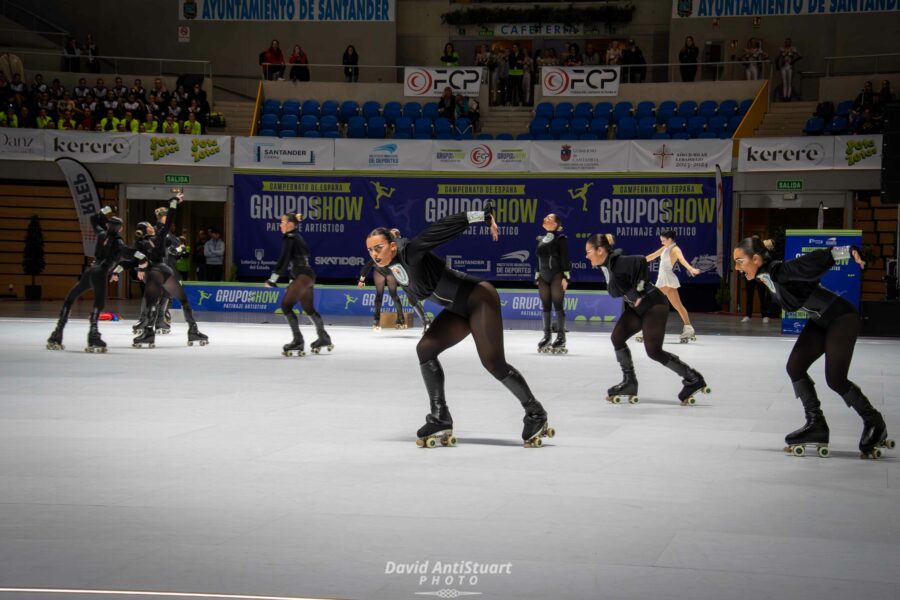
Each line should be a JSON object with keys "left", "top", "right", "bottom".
{"left": 644, "top": 230, "right": 701, "bottom": 343}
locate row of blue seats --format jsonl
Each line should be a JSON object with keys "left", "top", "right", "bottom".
{"left": 803, "top": 116, "right": 852, "bottom": 136}
{"left": 259, "top": 115, "right": 477, "bottom": 140}
{"left": 530, "top": 114, "right": 743, "bottom": 141}
{"left": 262, "top": 98, "right": 456, "bottom": 124}
{"left": 534, "top": 99, "right": 753, "bottom": 124}
{"left": 254, "top": 128, "right": 727, "bottom": 141}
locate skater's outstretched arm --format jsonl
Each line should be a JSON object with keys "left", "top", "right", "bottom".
{"left": 645, "top": 246, "right": 664, "bottom": 262}
{"left": 406, "top": 202, "right": 495, "bottom": 262}
{"left": 358, "top": 259, "right": 374, "bottom": 287}
{"left": 89, "top": 205, "right": 114, "bottom": 237}
{"left": 672, "top": 246, "right": 701, "bottom": 276}
{"left": 776, "top": 249, "right": 836, "bottom": 283}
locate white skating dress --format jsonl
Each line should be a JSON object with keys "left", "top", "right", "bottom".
{"left": 655, "top": 244, "right": 681, "bottom": 289}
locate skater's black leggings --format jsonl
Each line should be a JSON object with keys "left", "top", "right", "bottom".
{"left": 610, "top": 302, "right": 671, "bottom": 364}
{"left": 281, "top": 274, "right": 317, "bottom": 316}
{"left": 63, "top": 265, "right": 108, "bottom": 311}
{"left": 416, "top": 281, "right": 511, "bottom": 380}
{"left": 143, "top": 267, "right": 196, "bottom": 325}
{"left": 373, "top": 270, "right": 403, "bottom": 317}
{"left": 538, "top": 273, "right": 566, "bottom": 312}
{"left": 786, "top": 313, "right": 859, "bottom": 394}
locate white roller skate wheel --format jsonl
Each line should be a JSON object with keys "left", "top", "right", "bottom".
{"left": 448, "top": 436, "right": 457, "bottom": 447}
{"left": 703, "top": 387, "right": 712, "bottom": 394}
{"left": 545, "top": 427, "right": 555, "bottom": 438}
{"left": 885, "top": 438, "right": 896, "bottom": 449}
{"left": 817, "top": 445, "right": 830, "bottom": 458}
{"left": 612, "top": 396, "right": 622, "bottom": 404}
{"left": 792, "top": 445, "right": 805, "bottom": 456}
{"left": 425, "top": 437, "right": 437, "bottom": 448}
{"left": 526, "top": 437, "right": 543, "bottom": 448}
{"left": 628, "top": 396, "right": 639, "bottom": 404}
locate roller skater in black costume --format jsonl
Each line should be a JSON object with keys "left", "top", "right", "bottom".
{"left": 265, "top": 213, "right": 332, "bottom": 356}
{"left": 358, "top": 228, "right": 430, "bottom": 332}
{"left": 129, "top": 192, "right": 208, "bottom": 348}
{"left": 534, "top": 213, "right": 571, "bottom": 354}
{"left": 47, "top": 206, "right": 143, "bottom": 352}
{"left": 365, "top": 203, "right": 554, "bottom": 448}
{"left": 150, "top": 229, "right": 186, "bottom": 335}
{"left": 734, "top": 237, "right": 893, "bottom": 459}
{"left": 586, "top": 234, "right": 710, "bottom": 406}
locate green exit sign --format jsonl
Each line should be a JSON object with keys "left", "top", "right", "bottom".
{"left": 165, "top": 174, "right": 190, "bottom": 185}
{"left": 777, "top": 180, "right": 803, "bottom": 191}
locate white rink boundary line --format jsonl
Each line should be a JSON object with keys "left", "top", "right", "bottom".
{"left": 0, "top": 588, "right": 343, "bottom": 600}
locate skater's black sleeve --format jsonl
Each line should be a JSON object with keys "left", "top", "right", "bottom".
{"left": 405, "top": 211, "right": 487, "bottom": 263}
{"left": 558, "top": 234, "right": 572, "bottom": 278}
{"left": 619, "top": 255, "right": 652, "bottom": 305}
{"left": 775, "top": 249, "right": 835, "bottom": 283}
{"left": 358, "top": 259, "right": 375, "bottom": 281}
{"left": 272, "top": 235, "right": 295, "bottom": 278}
{"left": 90, "top": 212, "right": 109, "bottom": 238}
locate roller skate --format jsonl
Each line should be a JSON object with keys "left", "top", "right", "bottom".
{"left": 132, "top": 327, "right": 155, "bottom": 349}
{"left": 416, "top": 407, "right": 455, "bottom": 448}
{"left": 679, "top": 324, "right": 696, "bottom": 344}
{"left": 784, "top": 377, "right": 830, "bottom": 457}
{"left": 187, "top": 323, "right": 208, "bottom": 347}
{"left": 132, "top": 315, "right": 147, "bottom": 334}
{"left": 372, "top": 317, "right": 381, "bottom": 332}
{"left": 550, "top": 332, "right": 567, "bottom": 354}
{"left": 282, "top": 335, "right": 305, "bottom": 357}
{"left": 537, "top": 312, "right": 552, "bottom": 353}
{"left": 394, "top": 311, "right": 408, "bottom": 329}
{"left": 47, "top": 327, "right": 65, "bottom": 351}
{"left": 522, "top": 408, "right": 555, "bottom": 448}
{"left": 310, "top": 333, "right": 334, "bottom": 354}
{"left": 843, "top": 383, "right": 894, "bottom": 459}
{"left": 607, "top": 371, "right": 639, "bottom": 404}
{"left": 678, "top": 374, "right": 710, "bottom": 406}
{"left": 85, "top": 326, "right": 107, "bottom": 353}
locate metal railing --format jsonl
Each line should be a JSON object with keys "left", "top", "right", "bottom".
{"left": 824, "top": 53, "right": 900, "bottom": 76}
{"left": 0, "top": 0, "right": 69, "bottom": 39}
{"left": 0, "top": 27, "right": 68, "bottom": 47}
{"left": 0, "top": 47, "right": 212, "bottom": 80}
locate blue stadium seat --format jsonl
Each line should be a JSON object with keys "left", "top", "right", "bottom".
{"left": 319, "top": 115, "right": 339, "bottom": 134}
{"left": 403, "top": 102, "right": 422, "bottom": 120}
{"left": 280, "top": 114, "right": 299, "bottom": 131}
{"left": 535, "top": 102, "right": 554, "bottom": 120}
{"left": 738, "top": 99, "right": 753, "bottom": 115}
{"left": 536, "top": 132, "right": 553, "bottom": 141}
{"left": 803, "top": 117, "right": 825, "bottom": 135}
{"left": 262, "top": 99, "right": 280, "bottom": 115}
{"left": 260, "top": 114, "right": 278, "bottom": 130}
{"left": 258, "top": 128, "right": 277, "bottom": 137}
{"left": 383, "top": 104, "right": 402, "bottom": 125}
{"left": 321, "top": 100, "right": 339, "bottom": 119}
{"left": 514, "top": 133, "right": 531, "bottom": 140}
{"left": 301, "top": 100, "right": 320, "bottom": 118}
{"left": 835, "top": 100, "right": 854, "bottom": 118}
{"left": 322, "top": 130, "right": 340, "bottom": 138}
{"left": 339, "top": 100, "right": 359, "bottom": 123}
{"left": 392, "top": 131, "right": 412, "bottom": 139}
{"left": 826, "top": 117, "right": 848, "bottom": 135}
{"left": 413, "top": 130, "right": 432, "bottom": 139}
{"left": 579, "top": 132, "right": 599, "bottom": 141}
{"left": 728, "top": 115, "right": 744, "bottom": 132}
{"left": 455, "top": 118, "right": 473, "bottom": 139}
{"left": 435, "top": 131, "right": 454, "bottom": 140}
{"left": 719, "top": 129, "right": 733, "bottom": 139}
{"left": 708, "top": 116, "right": 728, "bottom": 135}
{"left": 574, "top": 102, "right": 594, "bottom": 120}
{"left": 570, "top": 117, "right": 589, "bottom": 134}
{"left": 656, "top": 102, "right": 677, "bottom": 124}
{"left": 697, "top": 131, "right": 718, "bottom": 139}
{"left": 635, "top": 101, "right": 655, "bottom": 121}
{"left": 434, "top": 117, "right": 453, "bottom": 137}
{"left": 672, "top": 132, "right": 691, "bottom": 140}
{"left": 279, "top": 129, "right": 297, "bottom": 138}
{"left": 594, "top": 102, "right": 613, "bottom": 120}
{"left": 476, "top": 133, "right": 493, "bottom": 140}
{"left": 687, "top": 116, "right": 707, "bottom": 137}
{"left": 589, "top": 117, "right": 609, "bottom": 138}
{"left": 299, "top": 115, "right": 318, "bottom": 134}
{"left": 559, "top": 132, "right": 580, "bottom": 141}
{"left": 394, "top": 117, "right": 413, "bottom": 137}
{"left": 613, "top": 101, "right": 633, "bottom": 123}
{"left": 362, "top": 101, "right": 381, "bottom": 120}
{"left": 529, "top": 117, "right": 549, "bottom": 137}
{"left": 718, "top": 100, "right": 738, "bottom": 117}
{"left": 303, "top": 130, "right": 322, "bottom": 138}
{"left": 616, "top": 117, "right": 637, "bottom": 139}
{"left": 347, "top": 116, "right": 367, "bottom": 138}
{"left": 422, "top": 102, "right": 440, "bottom": 121}
{"left": 414, "top": 117, "right": 433, "bottom": 137}
{"left": 282, "top": 100, "right": 301, "bottom": 116}
{"left": 555, "top": 102, "right": 574, "bottom": 120}
{"left": 637, "top": 116, "right": 656, "bottom": 139}
{"left": 550, "top": 117, "right": 569, "bottom": 139}
{"left": 651, "top": 132, "right": 670, "bottom": 139}
{"left": 698, "top": 100, "right": 718, "bottom": 119}
{"left": 678, "top": 101, "right": 698, "bottom": 117}
{"left": 667, "top": 116, "right": 688, "bottom": 135}
{"left": 367, "top": 116, "right": 386, "bottom": 138}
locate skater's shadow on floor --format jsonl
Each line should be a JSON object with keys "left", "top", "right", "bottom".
{"left": 762, "top": 447, "right": 886, "bottom": 460}
{"left": 456, "top": 437, "right": 527, "bottom": 447}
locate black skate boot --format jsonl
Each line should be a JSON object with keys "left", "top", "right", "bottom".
{"left": 500, "top": 367, "right": 555, "bottom": 446}
{"left": 416, "top": 359, "right": 455, "bottom": 448}
{"left": 784, "top": 376, "right": 830, "bottom": 457}
{"left": 133, "top": 305, "right": 157, "bottom": 348}
{"left": 132, "top": 297, "right": 148, "bottom": 333}
{"left": 154, "top": 298, "right": 171, "bottom": 335}
{"left": 550, "top": 310, "right": 567, "bottom": 354}
{"left": 537, "top": 311, "right": 552, "bottom": 353}
{"left": 47, "top": 305, "right": 70, "bottom": 350}
{"left": 844, "top": 383, "right": 895, "bottom": 458}
{"left": 395, "top": 306, "right": 407, "bottom": 329}
{"left": 282, "top": 312, "right": 305, "bottom": 356}
{"left": 664, "top": 354, "right": 711, "bottom": 405}
{"left": 413, "top": 301, "right": 431, "bottom": 332}
{"left": 187, "top": 323, "right": 208, "bottom": 347}
{"left": 308, "top": 311, "right": 333, "bottom": 354}
{"left": 85, "top": 308, "right": 107, "bottom": 353}
{"left": 607, "top": 347, "right": 639, "bottom": 404}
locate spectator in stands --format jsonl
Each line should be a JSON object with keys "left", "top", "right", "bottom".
{"left": 0, "top": 106, "right": 18, "bottom": 128}
{"left": 508, "top": 44, "right": 524, "bottom": 106}
{"left": 679, "top": 36, "right": 699, "bottom": 82}
{"left": 92, "top": 78, "right": 107, "bottom": 100}
{"left": 77, "top": 108, "right": 93, "bottom": 131}
{"left": 878, "top": 80, "right": 893, "bottom": 106}
{"left": 58, "top": 109, "right": 77, "bottom": 130}
{"left": 437, "top": 86, "right": 456, "bottom": 122}
{"left": 546, "top": 47, "right": 560, "bottom": 67}
{"left": 130, "top": 78, "right": 146, "bottom": 102}
{"left": 152, "top": 78, "right": 168, "bottom": 103}
{"left": 0, "top": 75, "right": 8, "bottom": 106}
{"left": 565, "top": 43, "right": 583, "bottom": 66}
{"left": 853, "top": 81, "right": 878, "bottom": 117}
{"left": 261, "top": 39, "right": 285, "bottom": 80}
{"left": 140, "top": 112, "right": 158, "bottom": 133}
{"left": 64, "top": 37, "right": 81, "bottom": 72}
{"left": 474, "top": 44, "right": 491, "bottom": 70}
{"left": 57, "top": 92, "right": 75, "bottom": 118}
{"left": 583, "top": 42, "right": 601, "bottom": 66}
{"left": 752, "top": 39, "right": 768, "bottom": 81}
{"left": 184, "top": 111, "right": 202, "bottom": 134}
{"left": 162, "top": 113, "right": 179, "bottom": 134}
{"left": 35, "top": 93, "right": 54, "bottom": 118}
{"left": 74, "top": 78, "right": 89, "bottom": 99}
{"left": 120, "top": 110, "right": 139, "bottom": 132}
{"left": 18, "top": 106, "right": 33, "bottom": 129}
{"left": 79, "top": 93, "right": 98, "bottom": 122}
{"left": 189, "top": 83, "right": 209, "bottom": 114}
{"left": 522, "top": 47, "right": 535, "bottom": 106}
{"left": 173, "top": 84, "right": 190, "bottom": 107}
{"left": 288, "top": 45, "right": 311, "bottom": 82}
{"left": 31, "top": 74, "right": 48, "bottom": 97}
{"left": 102, "top": 90, "right": 120, "bottom": 117}
{"left": 84, "top": 33, "right": 100, "bottom": 73}
{"left": 605, "top": 41, "right": 622, "bottom": 65}
{"left": 146, "top": 93, "right": 163, "bottom": 119}
{"left": 8, "top": 73, "right": 26, "bottom": 106}
{"left": 495, "top": 47, "right": 510, "bottom": 106}
{"left": 36, "top": 107, "right": 52, "bottom": 128}
{"left": 176, "top": 236, "right": 191, "bottom": 280}
{"left": 621, "top": 39, "right": 646, "bottom": 83}
{"left": 204, "top": 228, "right": 225, "bottom": 281}
{"left": 342, "top": 45, "right": 359, "bottom": 82}
{"left": 167, "top": 97, "right": 183, "bottom": 120}
{"left": 456, "top": 94, "right": 479, "bottom": 132}
{"left": 194, "top": 229, "right": 208, "bottom": 280}
{"left": 854, "top": 108, "right": 882, "bottom": 134}
{"left": 186, "top": 99, "right": 203, "bottom": 122}
{"left": 776, "top": 38, "right": 802, "bottom": 101}
{"left": 440, "top": 43, "right": 460, "bottom": 67}
{"left": 99, "top": 109, "right": 119, "bottom": 132}
{"left": 112, "top": 77, "right": 127, "bottom": 98}
{"left": 123, "top": 93, "right": 143, "bottom": 119}
{"left": 49, "top": 79, "right": 65, "bottom": 101}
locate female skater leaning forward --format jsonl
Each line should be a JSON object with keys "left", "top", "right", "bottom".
{"left": 586, "top": 233, "right": 710, "bottom": 405}
{"left": 534, "top": 213, "right": 571, "bottom": 354}
{"left": 733, "top": 237, "right": 893, "bottom": 458}
{"left": 358, "top": 229, "right": 430, "bottom": 332}
{"left": 47, "top": 206, "right": 141, "bottom": 352}
{"left": 365, "top": 204, "right": 554, "bottom": 448}
{"left": 131, "top": 194, "right": 208, "bottom": 348}
{"left": 644, "top": 229, "right": 701, "bottom": 343}
{"left": 265, "top": 213, "right": 332, "bottom": 356}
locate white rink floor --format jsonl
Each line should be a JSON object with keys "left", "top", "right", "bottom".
{"left": 0, "top": 317, "right": 899, "bottom": 600}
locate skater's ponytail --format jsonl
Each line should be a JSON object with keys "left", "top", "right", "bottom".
{"left": 738, "top": 236, "right": 773, "bottom": 264}
{"left": 282, "top": 212, "right": 303, "bottom": 226}
{"left": 587, "top": 233, "right": 615, "bottom": 250}
{"left": 660, "top": 229, "right": 676, "bottom": 241}
{"left": 134, "top": 221, "right": 151, "bottom": 240}
{"left": 367, "top": 227, "right": 395, "bottom": 243}
{"left": 763, "top": 238, "right": 775, "bottom": 251}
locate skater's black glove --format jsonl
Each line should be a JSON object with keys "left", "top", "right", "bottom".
{"left": 483, "top": 200, "right": 495, "bottom": 227}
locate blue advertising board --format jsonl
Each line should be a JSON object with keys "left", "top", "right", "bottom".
{"left": 174, "top": 282, "right": 623, "bottom": 322}
{"left": 781, "top": 229, "right": 862, "bottom": 335}
{"left": 232, "top": 173, "right": 732, "bottom": 284}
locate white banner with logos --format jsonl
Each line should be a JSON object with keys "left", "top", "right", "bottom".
{"left": 431, "top": 141, "right": 530, "bottom": 172}
{"left": 179, "top": 0, "right": 395, "bottom": 21}
{"left": 494, "top": 23, "right": 581, "bottom": 37}
{"left": 334, "top": 139, "right": 431, "bottom": 171}
{"left": 403, "top": 67, "right": 483, "bottom": 97}
{"left": 139, "top": 133, "right": 231, "bottom": 167}
{"left": 529, "top": 140, "right": 630, "bottom": 172}
{"left": 541, "top": 66, "right": 621, "bottom": 97}
{"left": 630, "top": 139, "right": 732, "bottom": 173}
{"left": 672, "top": 0, "right": 900, "bottom": 18}
{"left": 834, "top": 135, "right": 882, "bottom": 169}
{"left": 44, "top": 130, "right": 139, "bottom": 164}
{"left": 739, "top": 138, "right": 836, "bottom": 172}
{"left": 234, "top": 137, "right": 334, "bottom": 170}
{"left": 0, "top": 128, "right": 44, "bottom": 161}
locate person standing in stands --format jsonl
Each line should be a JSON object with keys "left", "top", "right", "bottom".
{"left": 204, "top": 228, "right": 225, "bottom": 281}
{"left": 507, "top": 44, "right": 523, "bottom": 107}
{"left": 84, "top": 33, "right": 100, "bottom": 73}
{"left": 289, "top": 45, "right": 311, "bottom": 82}
{"left": 261, "top": 40, "right": 285, "bottom": 80}
{"left": 679, "top": 36, "right": 699, "bottom": 82}
{"left": 342, "top": 45, "right": 359, "bottom": 83}
{"left": 194, "top": 229, "right": 208, "bottom": 280}
{"left": 621, "top": 40, "right": 646, "bottom": 83}
{"left": 440, "top": 43, "right": 460, "bottom": 67}
{"left": 776, "top": 38, "right": 802, "bottom": 101}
